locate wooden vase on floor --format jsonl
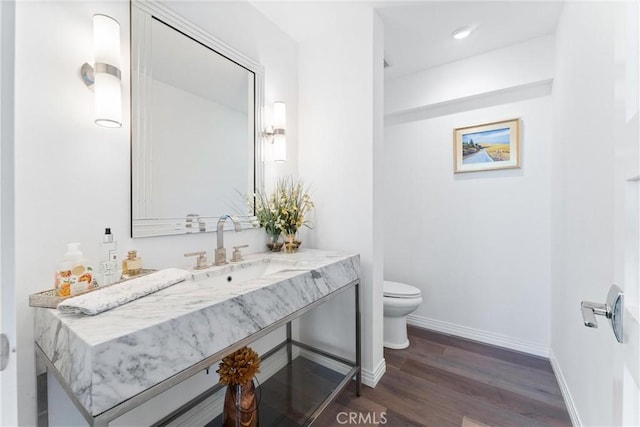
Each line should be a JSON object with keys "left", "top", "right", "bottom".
{"left": 223, "top": 380, "right": 259, "bottom": 427}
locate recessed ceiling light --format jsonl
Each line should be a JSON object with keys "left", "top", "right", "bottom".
{"left": 452, "top": 26, "right": 474, "bottom": 40}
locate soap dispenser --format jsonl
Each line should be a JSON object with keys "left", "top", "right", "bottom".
{"left": 121, "top": 250, "right": 143, "bottom": 279}
{"left": 54, "top": 243, "right": 96, "bottom": 297}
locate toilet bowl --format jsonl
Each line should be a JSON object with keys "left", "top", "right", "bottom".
{"left": 383, "top": 281, "right": 422, "bottom": 349}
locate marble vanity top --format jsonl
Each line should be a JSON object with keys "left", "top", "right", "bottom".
{"left": 34, "top": 249, "right": 360, "bottom": 416}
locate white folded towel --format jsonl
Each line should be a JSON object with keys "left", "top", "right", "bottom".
{"left": 57, "top": 268, "right": 192, "bottom": 316}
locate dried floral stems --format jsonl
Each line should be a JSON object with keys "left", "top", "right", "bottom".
{"left": 217, "top": 346, "right": 261, "bottom": 385}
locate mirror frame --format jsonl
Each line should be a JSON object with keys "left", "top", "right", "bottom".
{"left": 130, "top": 0, "right": 264, "bottom": 238}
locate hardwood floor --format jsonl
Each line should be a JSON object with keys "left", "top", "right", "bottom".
{"left": 314, "top": 326, "right": 572, "bottom": 427}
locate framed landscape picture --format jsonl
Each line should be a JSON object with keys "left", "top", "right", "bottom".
{"left": 453, "top": 118, "right": 521, "bottom": 173}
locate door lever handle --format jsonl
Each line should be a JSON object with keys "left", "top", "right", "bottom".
{"left": 581, "top": 301, "right": 610, "bottom": 328}
{"left": 580, "top": 284, "right": 624, "bottom": 343}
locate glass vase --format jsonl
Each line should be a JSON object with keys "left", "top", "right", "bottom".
{"left": 223, "top": 380, "right": 259, "bottom": 427}
{"left": 266, "top": 233, "right": 283, "bottom": 252}
{"left": 284, "top": 233, "right": 301, "bottom": 253}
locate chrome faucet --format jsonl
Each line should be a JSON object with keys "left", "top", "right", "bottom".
{"left": 214, "top": 215, "right": 242, "bottom": 265}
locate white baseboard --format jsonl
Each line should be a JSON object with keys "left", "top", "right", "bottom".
{"left": 407, "top": 314, "right": 549, "bottom": 358}
{"left": 549, "top": 348, "right": 581, "bottom": 427}
{"left": 362, "top": 357, "right": 386, "bottom": 388}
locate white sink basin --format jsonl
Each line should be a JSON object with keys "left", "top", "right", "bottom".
{"left": 192, "top": 258, "right": 294, "bottom": 286}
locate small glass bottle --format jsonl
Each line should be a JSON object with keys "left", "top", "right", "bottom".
{"left": 121, "top": 250, "right": 143, "bottom": 279}
{"left": 101, "top": 228, "right": 118, "bottom": 286}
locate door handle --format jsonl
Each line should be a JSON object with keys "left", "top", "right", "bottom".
{"left": 581, "top": 284, "right": 624, "bottom": 343}
{"left": 581, "top": 301, "right": 609, "bottom": 327}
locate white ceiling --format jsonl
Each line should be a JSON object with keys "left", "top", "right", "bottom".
{"left": 253, "top": 1, "right": 564, "bottom": 81}
{"left": 379, "top": 1, "right": 564, "bottom": 79}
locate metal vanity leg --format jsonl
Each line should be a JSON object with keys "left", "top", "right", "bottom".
{"left": 286, "top": 322, "right": 292, "bottom": 364}
{"left": 355, "top": 281, "right": 361, "bottom": 396}
{"left": 286, "top": 321, "right": 293, "bottom": 414}
{"left": 35, "top": 347, "right": 49, "bottom": 427}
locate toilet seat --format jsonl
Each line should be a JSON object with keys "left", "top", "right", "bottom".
{"left": 383, "top": 281, "right": 421, "bottom": 299}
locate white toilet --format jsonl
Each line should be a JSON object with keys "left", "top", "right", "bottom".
{"left": 383, "top": 281, "right": 423, "bottom": 349}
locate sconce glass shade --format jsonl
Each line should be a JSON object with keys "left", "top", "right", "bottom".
{"left": 93, "top": 14, "right": 122, "bottom": 128}
{"left": 271, "top": 101, "right": 286, "bottom": 161}
{"left": 273, "top": 101, "right": 286, "bottom": 131}
{"left": 94, "top": 71, "right": 122, "bottom": 127}
{"left": 94, "top": 15, "right": 120, "bottom": 67}
{"left": 273, "top": 134, "right": 286, "bottom": 162}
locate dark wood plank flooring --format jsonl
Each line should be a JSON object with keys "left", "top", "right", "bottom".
{"left": 314, "top": 326, "right": 572, "bottom": 427}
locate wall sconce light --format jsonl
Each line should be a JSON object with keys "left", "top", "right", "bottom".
{"left": 265, "top": 101, "right": 286, "bottom": 162}
{"left": 80, "top": 14, "right": 122, "bottom": 128}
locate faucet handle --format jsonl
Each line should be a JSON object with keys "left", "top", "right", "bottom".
{"left": 184, "top": 251, "right": 210, "bottom": 269}
{"left": 231, "top": 245, "right": 249, "bottom": 262}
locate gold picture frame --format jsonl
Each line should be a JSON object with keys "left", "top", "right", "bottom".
{"left": 453, "top": 118, "right": 521, "bottom": 173}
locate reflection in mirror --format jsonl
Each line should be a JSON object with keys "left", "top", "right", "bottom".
{"left": 131, "top": 1, "right": 264, "bottom": 237}
{"left": 148, "top": 19, "right": 253, "bottom": 218}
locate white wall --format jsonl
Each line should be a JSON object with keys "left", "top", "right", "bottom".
{"left": 550, "top": 2, "right": 638, "bottom": 425}
{"left": 385, "top": 35, "right": 555, "bottom": 116}
{"left": 14, "top": 1, "right": 298, "bottom": 425}
{"left": 385, "top": 96, "right": 552, "bottom": 355}
{"left": 294, "top": 3, "right": 386, "bottom": 386}
{"left": 384, "top": 38, "right": 554, "bottom": 356}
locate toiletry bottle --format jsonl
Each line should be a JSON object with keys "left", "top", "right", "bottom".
{"left": 121, "top": 250, "right": 143, "bottom": 279}
{"left": 101, "top": 228, "right": 118, "bottom": 286}
{"left": 54, "top": 243, "right": 96, "bottom": 297}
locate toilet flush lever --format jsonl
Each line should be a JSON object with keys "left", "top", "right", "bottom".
{"left": 581, "top": 284, "right": 624, "bottom": 343}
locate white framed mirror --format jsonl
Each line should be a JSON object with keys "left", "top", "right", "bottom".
{"left": 131, "top": 0, "right": 264, "bottom": 238}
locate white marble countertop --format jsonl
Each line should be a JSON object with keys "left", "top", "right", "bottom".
{"left": 34, "top": 249, "right": 360, "bottom": 417}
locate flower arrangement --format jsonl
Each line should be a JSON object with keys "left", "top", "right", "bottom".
{"left": 253, "top": 189, "right": 283, "bottom": 245}
{"left": 273, "top": 177, "right": 314, "bottom": 236}
{"left": 252, "top": 177, "right": 314, "bottom": 251}
{"left": 217, "top": 346, "right": 261, "bottom": 386}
